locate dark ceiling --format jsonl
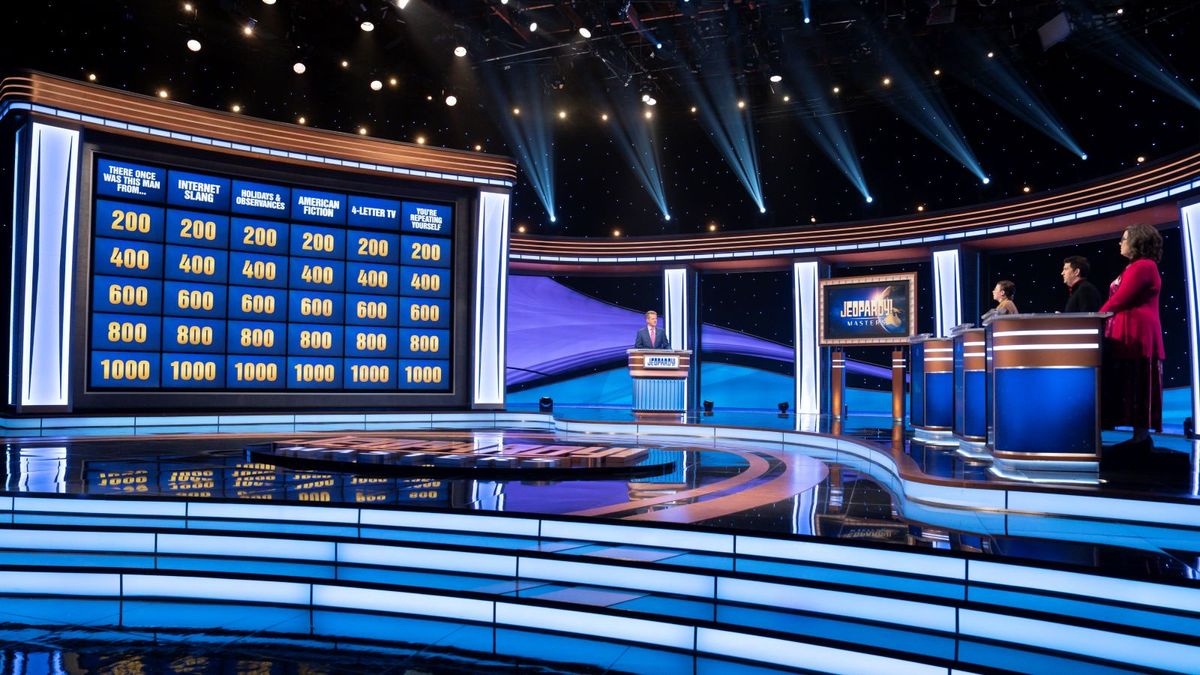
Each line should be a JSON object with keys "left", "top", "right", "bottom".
{"left": 3, "top": 0, "right": 1198, "bottom": 238}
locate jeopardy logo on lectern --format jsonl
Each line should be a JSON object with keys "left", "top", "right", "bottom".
{"left": 89, "top": 156, "right": 454, "bottom": 392}
{"left": 818, "top": 273, "right": 917, "bottom": 346}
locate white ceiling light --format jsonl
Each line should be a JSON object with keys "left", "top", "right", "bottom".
{"left": 529, "top": 22, "right": 538, "bottom": 32}
{"left": 646, "top": 97, "right": 657, "bottom": 106}
{"left": 186, "top": 39, "right": 202, "bottom": 52}
{"left": 262, "top": 0, "right": 276, "bottom": 4}
{"left": 454, "top": 46, "right": 467, "bottom": 57}
{"left": 769, "top": 74, "right": 782, "bottom": 83}
{"left": 397, "top": 0, "right": 410, "bottom": 8}
{"left": 293, "top": 62, "right": 306, "bottom": 74}
{"left": 370, "top": 80, "right": 383, "bottom": 91}
{"left": 360, "top": 21, "right": 374, "bottom": 32}
{"left": 579, "top": 27, "right": 592, "bottom": 38}
{"left": 446, "top": 95, "right": 458, "bottom": 106}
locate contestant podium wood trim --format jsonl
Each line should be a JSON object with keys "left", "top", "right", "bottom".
{"left": 628, "top": 349, "right": 691, "bottom": 412}
{"left": 627, "top": 350, "right": 691, "bottom": 379}
{"left": 0, "top": 73, "right": 518, "bottom": 185}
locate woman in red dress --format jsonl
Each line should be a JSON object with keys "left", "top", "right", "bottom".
{"left": 1100, "top": 223, "right": 1164, "bottom": 447}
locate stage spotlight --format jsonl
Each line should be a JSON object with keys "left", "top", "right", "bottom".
{"left": 601, "top": 113, "right": 609, "bottom": 121}
{"left": 982, "top": 177, "right": 991, "bottom": 184}
{"left": 243, "top": 23, "right": 255, "bottom": 36}
{"left": 987, "top": 51, "right": 995, "bottom": 59}
{"left": 538, "top": 396, "right": 553, "bottom": 412}
{"left": 359, "top": 127, "right": 368, "bottom": 135}
{"left": 579, "top": 27, "right": 592, "bottom": 38}
{"left": 769, "top": 75, "right": 782, "bottom": 83}
{"left": 512, "top": 107, "right": 520, "bottom": 115}
{"left": 882, "top": 77, "right": 892, "bottom": 86}
{"left": 293, "top": 62, "right": 306, "bottom": 74}
{"left": 360, "top": 21, "right": 374, "bottom": 32}
{"left": 1080, "top": 153, "right": 1088, "bottom": 160}
{"left": 297, "top": 116, "right": 307, "bottom": 125}
{"left": 157, "top": 89, "right": 169, "bottom": 99}
{"left": 934, "top": 69, "right": 942, "bottom": 76}
{"left": 415, "top": 135, "right": 426, "bottom": 144}
{"left": 231, "top": 104, "right": 241, "bottom": 113}
{"left": 866, "top": 195, "right": 874, "bottom": 203}
{"left": 664, "top": 213, "right": 671, "bottom": 221}
{"left": 646, "top": 97, "right": 657, "bottom": 106}
{"left": 529, "top": 22, "right": 538, "bottom": 32}
{"left": 550, "top": 215, "right": 557, "bottom": 223}
{"left": 558, "top": 110, "right": 567, "bottom": 119}
{"left": 1137, "top": 156, "right": 1146, "bottom": 163}
{"left": 783, "top": 95, "right": 790, "bottom": 102}
{"left": 642, "top": 93, "right": 651, "bottom": 103}
{"left": 187, "top": 39, "right": 202, "bottom": 52}
{"left": 737, "top": 100, "right": 746, "bottom": 109}
{"left": 370, "top": 80, "right": 383, "bottom": 91}
{"left": 804, "top": 17, "right": 811, "bottom": 24}
{"left": 263, "top": 0, "right": 275, "bottom": 4}
{"left": 655, "top": 42, "right": 663, "bottom": 49}
{"left": 778, "top": 401, "right": 790, "bottom": 414}
{"left": 454, "top": 46, "right": 467, "bottom": 57}
{"left": 87, "top": 73, "right": 97, "bottom": 81}
{"left": 612, "top": 229, "right": 621, "bottom": 236}
{"left": 445, "top": 95, "right": 458, "bottom": 106}
{"left": 759, "top": 206, "right": 766, "bottom": 213}
{"left": 397, "top": 0, "right": 410, "bottom": 8}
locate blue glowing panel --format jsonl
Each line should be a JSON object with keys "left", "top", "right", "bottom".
{"left": 163, "top": 245, "right": 228, "bottom": 284}
{"left": 349, "top": 195, "right": 401, "bottom": 229}
{"left": 347, "top": 230, "right": 401, "bottom": 264}
{"left": 165, "top": 209, "right": 230, "bottom": 250}
{"left": 228, "top": 251, "right": 287, "bottom": 288}
{"left": 163, "top": 281, "right": 227, "bottom": 318}
{"left": 91, "top": 314, "right": 162, "bottom": 353}
{"left": 91, "top": 351, "right": 160, "bottom": 388}
{"left": 291, "top": 188, "right": 347, "bottom": 225}
{"left": 230, "top": 217, "right": 288, "bottom": 254}
{"left": 95, "top": 158, "right": 165, "bottom": 202}
{"left": 964, "top": 371, "right": 987, "bottom": 438}
{"left": 402, "top": 201, "right": 452, "bottom": 236}
{"left": 909, "top": 343, "right": 926, "bottom": 427}
{"left": 92, "top": 276, "right": 162, "bottom": 316}
{"left": 227, "top": 355, "right": 286, "bottom": 389}
{"left": 94, "top": 200, "right": 164, "bottom": 242}
{"left": 93, "top": 238, "right": 163, "bottom": 279}
{"left": 346, "top": 294, "right": 398, "bottom": 327}
{"left": 167, "top": 170, "right": 231, "bottom": 211}
{"left": 161, "top": 317, "right": 227, "bottom": 354}
{"left": 400, "top": 329, "right": 449, "bottom": 359}
{"left": 399, "top": 298, "right": 449, "bottom": 328}
{"left": 227, "top": 321, "right": 286, "bottom": 355}
{"left": 288, "top": 323, "right": 344, "bottom": 356}
{"left": 926, "top": 372, "right": 953, "bottom": 428}
{"left": 287, "top": 357, "right": 344, "bottom": 388}
{"left": 345, "top": 327, "right": 398, "bottom": 358}
{"left": 994, "top": 368, "right": 1098, "bottom": 455}
{"left": 290, "top": 224, "right": 345, "bottom": 260}
{"left": 231, "top": 180, "right": 289, "bottom": 218}
{"left": 227, "top": 286, "right": 287, "bottom": 322}
{"left": 398, "top": 360, "right": 450, "bottom": 390}
{"left": 289, "top": 290, "right": 344, "bottom": 325}
{"left": 401, "top": 235, "right": 451, "bottom": 268}
{"left": 345, "top": 358, "right": 396, "bottom": 389}
{"left": 401, "top": 266, "right": 451, "bottom": 299}
{"left": 161, "top": 353, "right": 226, "bottom": 388}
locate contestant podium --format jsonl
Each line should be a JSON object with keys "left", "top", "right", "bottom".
{"left": 951, "top": 325, "right": 987, "bottom": 448}
{"left": 628, "top": 350, "right": 691, "bottom": 413}
{"left": 909, "top": 335, "right": 954, "bottom": 436}
{"left": 985, "top": 313, "right": 1108, "bottom": 472}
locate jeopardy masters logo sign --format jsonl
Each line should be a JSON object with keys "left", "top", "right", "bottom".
{"left": 818, "top": 272, "right": 917, "bottom": 346}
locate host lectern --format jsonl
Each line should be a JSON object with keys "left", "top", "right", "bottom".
{"left": 628, "top": 349, "right": 692, "bottom": 413}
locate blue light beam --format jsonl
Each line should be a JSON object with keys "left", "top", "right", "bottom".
{"left": 481, "top": 64, "right": 557, "bottom": 223}
{"left": 603, "top": 88, "right": 671, "bottom": 221}
{"left": 783, "top": 48, "right": 872, "bottom": 203}
{"left": 1086, "top": 28, "right": 1200, "bottom": 111}
{"left": 676, "top": 48, "right": 765, "bottom": 213}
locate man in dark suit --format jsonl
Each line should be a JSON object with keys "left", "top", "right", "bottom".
{"left": 634, "top": 310, "right": 670, "bottom": 349}
{"left": 1062, "top": 255, "right": 1102, "bottom": 313}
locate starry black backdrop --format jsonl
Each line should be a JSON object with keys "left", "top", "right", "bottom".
{"left": 2, "top": 1, "right": 1197, "bottom": 238}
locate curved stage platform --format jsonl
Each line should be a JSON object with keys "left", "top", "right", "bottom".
{"left": 2, "top": 410, "right": 1199, "bottom": 674}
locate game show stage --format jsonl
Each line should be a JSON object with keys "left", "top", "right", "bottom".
{"left": 2, "top": 73, "right": 1200, "bottom": 674}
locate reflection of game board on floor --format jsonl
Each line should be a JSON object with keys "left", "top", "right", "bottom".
{"left": 252, "top": 435, "right": 668, "bottom": 478}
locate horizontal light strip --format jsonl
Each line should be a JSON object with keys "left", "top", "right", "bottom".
{"left": 123, "top": 574, "right": 310, "bottom": 604}
{"left": 359, "top": 510, "right": 539, "bottom": 537}
{"left": 992, "top": 329, "right": 1100, "bottom": 337}
{"left": 965, "top": 341, "right": 985, "bottom": 346}
{"left": 696, "top": 628, "right": 944, "bottom": 674}
{"left": 495, "top": 603, "right": 696, "bottom": 650}
{"left": 925, "top": 348, "right": 953, "bottom": 353}
{"left": 969, "top": 561, "right": 1200, "bottom": 615}
{"left": 157, "top": 533, "right": 335, "bottom": 561}
{"left": 540, "top": 520, "right": 733, "bottom": 554}
{"left": 12, "top": 496, "right": 186, "bottom": 517}
{"left": 313, "top": 584, "right": 494, "bottom": 622}
{"left": 718, "top": 577, "right": 956, "bottom": 632}
{"left": 187, "top": 502, "right": 357, "bottom": 524}
{"left": 0, "top": 102, "right": 512, "bottom": 189}
{"left": 992, "top": 344, "right": 1099, "bottom": 351}
{"left": 521, "top": 557, "right": 714, "bottom": 598}
{"left": 338, "top": 543, "right": 516, "bottom": 577}
{"left": 0, "top": 571, "right": 121, "bottom": 596}
{"left": 926, "top": 357, "right": 954, "bottom": 362}
{"left": 734, "top": 536, "right": 965, "bottom": 579}
{"left": 0, "top": 529, "right": 153, "bottom": 553}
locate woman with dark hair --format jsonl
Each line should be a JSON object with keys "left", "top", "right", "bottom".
{"left": 981, "top": 280, "right": 1018, "bottom": 321}
{"left": 1100, "top": 223, "right": 1164, "bottom": 447}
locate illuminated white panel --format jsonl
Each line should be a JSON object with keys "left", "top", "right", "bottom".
{"left": 793, "top": 261, "right": 820, "bottom": 415}
{"left": 959, "top": 609, "right": 1200, "bottom": 672}
{"left": 696, "top": 628, "right": 943, "bottom": 674}
{"left": 718, "top": 578, "right": 955, "bottom": 632}
{"left": 474, "top": 189, "right": 510, "bottom": 407}
{"left": 360, "top": 509, "right": 538, "bottom": 536}
{"left": 337, "top": 543, "right": 516, "bottom": 576}
{"left": 0, "top": 571, "right": 120, "bottom": 596}
{"left": 157, "top": 534, "right": 335, "bottom": 561}
{"left": 18, "top": 123, "right": 80, "bottom": 408}
{"left": 520, "top": 557, "right": 714, "bottom": 597}
{"left": 1182, "top": 202, "right": 1200, "bottom": 429}
{"left": 8, "top": 140, "right": 20, "bottom": 406}
{"left": 539, "top": 520, "right": 733, "bottom": 554}
{"left": 12, "top": 496, "right": 187, "bottom": 517}
{"left": 932, "top": 248, "right": 961, "bottom": 337}
{"left": 735, "top": 536, "right": 965, "bottom": 579}
{"left": 969, "top": 561, "right": 1200, "bottom": 614}
{"left": 186, "top": 502, "right": 357, "bottom": 523}
{"left": 1005, "top": 492, "right": 1200, "bottom": 526}
{"left": 663, "top": 267, "right": 687, "bottom": 351}
{"left": 495, "top": 603, "right": 695, "bottom": 649}
{"left": 313, "top": 584, "right": 493, "bottom": 622}
{"left": 0, "top": 529, "right": 153, "bottom": 553}
{"left": 123, "top": 574, "right": 310, "bottom": 604}
{"left": 992, "top": 329, "right": 1098, "bottom": 337}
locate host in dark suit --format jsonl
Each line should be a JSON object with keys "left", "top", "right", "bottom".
{"left": 634, "top": 310, "right": 670, "bottom": 349}
{"left": 1062, "top": 255, "right": 1102, "bottom": 313}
